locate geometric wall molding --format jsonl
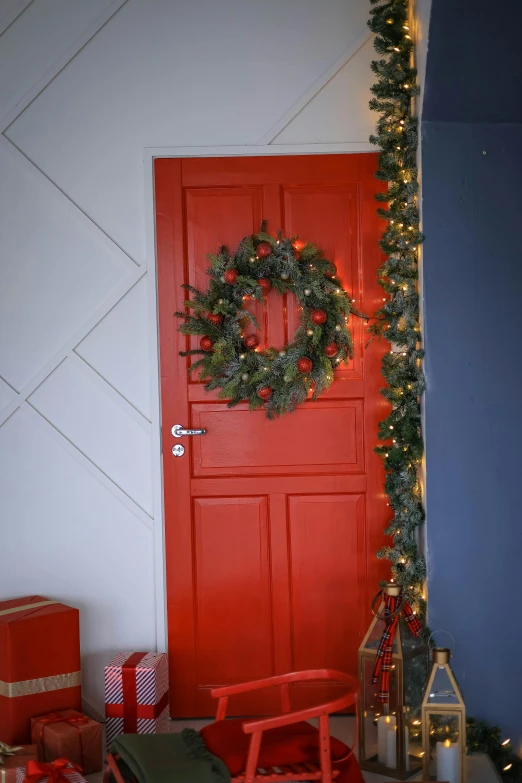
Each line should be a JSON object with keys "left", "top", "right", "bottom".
{"left": 22, "top": 400, "right": 154, "bottom": 529}
{"left": 29, "top": 356, "right": 154, "bottom": 515}
{"left": 259, "top": 26, "right": 373, "bottom": 145}
{"left": 75, "top": 275, "right": 152, "bottom": 420}
{"left": 0, "top": 0, "right": 128, "bottom": 132}
{"left": 270, "top": 36, "right": 376, "bottom": 145}
{"left": 0, "top": 136, "right": 139, "bottom": 391}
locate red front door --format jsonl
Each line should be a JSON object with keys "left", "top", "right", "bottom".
{"left": 155, "top": 154, "right": 388, "bottom": 718}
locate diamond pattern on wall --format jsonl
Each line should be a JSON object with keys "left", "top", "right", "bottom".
{"left": 0, "top": 139, "right": 134, "bottom": 391}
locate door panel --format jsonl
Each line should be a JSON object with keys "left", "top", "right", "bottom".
{"left": 155, "top": 154, "right": 389, "bottom": 717}
{"left": 191, "top": 400, "right": 364, "bottom": 476}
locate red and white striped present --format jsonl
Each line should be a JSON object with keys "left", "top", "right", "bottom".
{"left": 104, "top": 653, "right": 169, "bottom": 746}
{"left": 16, "top": 760, "right": 86, "bottom": 783}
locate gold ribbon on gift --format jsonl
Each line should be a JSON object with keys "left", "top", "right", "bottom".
{"left": 0, "top": 601, "right": 58, "bottom": 618}
{"left": 0, "top": 672, "right": 81, "bottom": 699}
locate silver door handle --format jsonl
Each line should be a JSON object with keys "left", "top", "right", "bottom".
{"left": 171, "top": 424, "right": 206, "bottom": 437}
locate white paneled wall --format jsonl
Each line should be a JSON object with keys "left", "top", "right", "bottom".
{"left": 0, "top": 0, "right": 429, "bottom": 715}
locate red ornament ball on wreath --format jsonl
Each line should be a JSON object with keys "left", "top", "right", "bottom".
{"left": 258, "top": 278, "right": 271, "bottom": 294}
{"left": 256, "top": 242, "right": 273, "bottom": 259}
{"left": 293, "top": 248, "right": 301, "bottom": 261}
{"left": 223, "top": 269, "right": 238, "bottom": 284}
{"left": 311, "top": 309, "right": 327, "bottom": 325}
{"left": 324, "top": 342, "right": 338, "bottom": 358}
{"left": 257, "top": 387, "right": 273, "bottom": 401}
{"left": 297, "top": 357, "right": 313, "bottom": 374}
{"left": 207, "top": 313, "right": 223, "bottom": 326}
{"left": 200, "top": 336, "right": 213, "bottom": 351}
{"left": 325, "top": 264, "right": 337, "bottom": 279}
{"left": 244, "top": 334, "right": 260, "bottom": 350}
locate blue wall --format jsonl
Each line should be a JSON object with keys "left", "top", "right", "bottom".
{"left": 423, "top": 0, "right": 522, "bottom": 748}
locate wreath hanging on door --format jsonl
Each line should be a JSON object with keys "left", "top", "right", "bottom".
{"left": 175, "top": 224, "right": 356, "bottom": 418}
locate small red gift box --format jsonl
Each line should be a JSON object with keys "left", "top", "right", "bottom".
{"left": 0, "top": 597, "right": 81, "bottom": 744}
{"left": 0, "top": 745, "right": 37, "bottom": 783}
{"left": 15, "top": 760, "right": 85, "bottom": 783}
{"left": 105, "top": 652, "right": 169, "bottom": 745}
{"left": 31, "top": 710, "right": 102, "bottom": 775}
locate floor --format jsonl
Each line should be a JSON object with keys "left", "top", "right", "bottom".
{"left": 85, "top": 717, "right": 500, "bottom": 783}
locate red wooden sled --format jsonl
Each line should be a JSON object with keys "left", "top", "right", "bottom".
{"left": 104, "top": 669, "right": 360, "bottom": 783}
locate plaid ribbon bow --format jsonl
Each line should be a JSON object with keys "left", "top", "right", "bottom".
{"left": 372, "top": 592, "right": 423, "bottom": 703}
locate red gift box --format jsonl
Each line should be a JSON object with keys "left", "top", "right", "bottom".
{"left": 30, "top": 710, "right": 102, "bottom": 775}
{"left": 105, "top": 652, "right": 169, "bottom": 746}
{"left": 0, "top": 597, "right": 81, "bottom": 744}
{"left": 15, "top": 760, "right": 86, "bottom": 783}
{"left": 0, "top": 745, "right": 37, "bottom": 783}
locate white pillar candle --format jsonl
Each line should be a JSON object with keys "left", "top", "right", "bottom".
{"left": 386, "top": 724, "right": 398, "bottom": 768}
{"left": 404, "top": 724, "right": 409, "bottom": 772}
{"left": 436, "top": 740, "right": 460, "bottom": 783}
{"left": 377, "top": 715, "right": 396, "bottom": 765}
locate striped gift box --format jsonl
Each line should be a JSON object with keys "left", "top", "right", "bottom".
{"left": 104, "top": 653, "right": 169, "bottom": 746}
{"left": 15, "top": 763, "right": 85, "bottom": 783}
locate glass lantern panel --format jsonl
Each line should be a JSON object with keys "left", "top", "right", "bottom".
{"left": 425, "top": 713, "right": 463, "bottom": 781}
{"left": 403, "top": 651, "right": 426, "bottom": 765}
{"left": 361, "top": 656, "right": 399, "bottom": 763}
{"left": 427, "top": 667, "right": 460, "bottom": 705}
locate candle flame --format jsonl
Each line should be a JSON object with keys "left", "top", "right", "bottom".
{"left": 444, "top": 739, "right": 451, "bottom": 748}
{"left": 385, "top": 716, "right": 391, "bottom": 725}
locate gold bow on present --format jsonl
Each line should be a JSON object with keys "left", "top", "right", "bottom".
{"left": 0, "top": 743, "right": 23, "bottom": 765}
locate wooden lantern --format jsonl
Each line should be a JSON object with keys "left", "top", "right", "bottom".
{"left": 422, "top": 647, "right": 466, "bottom": 782}
{"left": 358, "top": 583, "right": 427, "bottom": 779}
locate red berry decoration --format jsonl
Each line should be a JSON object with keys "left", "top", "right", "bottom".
{"left": 256, "top": 242, "right": 273, "bottom": 259}
{"left": 297, "top": 357, "right": 313, "bottom": 374}
{"left": 207, "top": 313, "right": 223, "bottom": 326}
{"left": 324, "top": 342, "right": 338, "bottom": 357}
{"left": 257, "top": 387, "right": 273, "bottom": 401}
{"left": 325, "top": 264, "right": 337, "bottom": 279}
{"left": 258, "top": 278, "right": 271, "bottom": 294}
{"left": 311, "top": 309, "right": 327, "bottom": 325}
{"left": 244, "top": 334, "right": 260, "bottom": 350}
{"left": 223, "top": 269, "right": 238, "bottom": 284}
{"left": 200, "top": 336, "right": 213, "bottom": 351}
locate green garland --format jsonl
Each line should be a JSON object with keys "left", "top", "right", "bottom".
{"left": 175, "top": 226, "right": 354, "bottom": 418}
{"left": 368, "top": 0, "right": 426, "bottom": 615}
{"left": 368, "top": 2, "right": 522, "bottom": 779}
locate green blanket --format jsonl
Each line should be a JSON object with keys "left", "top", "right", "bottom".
{"left": 110, "top": 728, "right": 230, "bottom": 783}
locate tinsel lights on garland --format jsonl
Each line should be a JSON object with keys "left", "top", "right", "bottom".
{"left": 368, "top": 0, "right": 426, "bottom": 616}
{"left": 368, "top": 1, "right": 522, "bottom": 779}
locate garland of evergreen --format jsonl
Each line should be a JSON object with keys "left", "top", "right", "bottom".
{"left": 368, "top": 0, "right": 426, "bottom": 615}
{"left": 175, "top": 227, "right": 354, "bottom": 418}
{"left": 368, "top": 2, "right": 521, "bottom": 778}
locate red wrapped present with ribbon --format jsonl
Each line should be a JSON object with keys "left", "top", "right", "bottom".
{"left": 30, "top": 711, "right": 101, "bottom": 775}
{"left": 104, "top": 653, "right": 169, "bottom": 746}
{"left": 15, "top": 759, "right": 85, "bottom": 783}
{"left": 0, "top": 744, "right": 38, "bottom": 783}
{"left": 0, "top": 598, "right": 81, "bottom": 744}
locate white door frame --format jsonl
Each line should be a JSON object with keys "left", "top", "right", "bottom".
{"left": 142, "top": 140, "right": 375, "bottom": 651}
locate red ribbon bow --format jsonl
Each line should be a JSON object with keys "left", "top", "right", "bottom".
{"left": 372, "top": 592, "right": 423, "bottom": 704}
{"left": 24, "top": 758, "right": 82, "bottom": 783}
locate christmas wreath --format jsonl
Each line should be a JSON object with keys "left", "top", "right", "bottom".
{"left": 175, "top": 225, "right": 356, "bottom": 418}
